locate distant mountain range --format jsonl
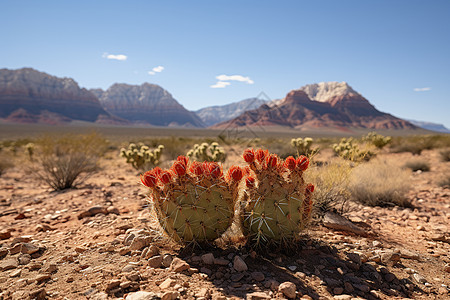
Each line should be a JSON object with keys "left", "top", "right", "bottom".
{"left": 405, "top": 119, "right": 450, "bottom": 133}
{"left": 215, "top": 82, "right": 416, "bottom": 130}
{"left": 0, "top": 68, "right": 447, "bottom": 132}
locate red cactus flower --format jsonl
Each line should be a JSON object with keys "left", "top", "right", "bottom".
{"left": 160, "top": 171, "right": 172, "bottom": 184}
{"left": 266, "top": 154, "right": 278, "bottom": 168}
{"left": 208, "top": 162, "right": 222, "bottom": 178}
{"left": 177, "top": 155, "right": 188, "bottom": 167}
{"left": 228, "top": 166, "right": 243, "bottom": 182}
{"left": 246, "top": 176, "right": 256, "bottom": 188}
{"left": 243, "top": 148, "right": 255, "bottom": 163}
{"left": 172, "top": 161, "right": 186, "bottom": 176}
{"left": 296, "top": 156, "right": 309, "bottom": 171}
{"left": 305, "top": 183, "right": 315, "bottom": 194}
{"left": 153, "top": 167, "right": 163, "bottom": 177}
{"left": 140, "top": 171, "right": 157, "bottom": 187}
{"left": 189, "top": 161, "right": 203, "bottom": 176}
{"left": 284, "top": 156, "right": 296, "bottom": 171}
{"left": 255, "top": 149, "right": 268, "bottom": 164}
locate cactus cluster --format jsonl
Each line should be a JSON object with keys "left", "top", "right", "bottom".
{"left": 291, "top": 137, "right": 317, "bottom": 156}
{"left": 120, "top": 143, "right": 164, "bottom": 170}
{"left": 25, "top": 143, "right": 35, "bottom": 161}
{"left": 363, "top": 132, "right": 392, "bottom": 149}
{"left": 141, "top": 148, "right": 315, "bottom": 248}
{"left": 332, "top": 138, "right": 374, "bottom": 162}
{"left": 187, "top": 142, "right": 226, "bottom": 163}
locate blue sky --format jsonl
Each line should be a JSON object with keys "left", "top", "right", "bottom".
{"left": 1, "top": 0, "right": 449, "bottom": 128}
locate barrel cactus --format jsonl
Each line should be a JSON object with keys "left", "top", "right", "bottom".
{"left": 241, "top": 148, "right": 315, "bottom": 248}
{"left": 141, "top": 156, "right": 243, "bottom": 244}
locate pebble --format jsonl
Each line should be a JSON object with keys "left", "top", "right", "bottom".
{"left": 0, "top": 257, "right": 18, "bottom": 271}
{"left": 444, "top": 264, "right": 450, "bottom": 273}
{"left": 384, "top": 273, "right": 396, "bottom": 282}
{"left": 142, "top": 245, "right": 159, "bottom": 259}
{"left": 162, "top": 254, "right": 173, "bottom": 267}
{"left": 251, "top": 271, "right": 265, "bottom": 281}
{"left": 278, "top": 282, "right": 297, "bottom": 299}
{"left": 161, "top": 291, "right": 180, "bottom": 300}
{"left": 246, "top": 291, "right": 271, "bottom": 299}
{"left": 10, "top": 269, "right": 22, "bottom": 277}
{"left": 77, "top": 206, "right": 108, "bottom": 219}
{"left": 29, "top": 288, "right": 46, "bottom": 300}
{"left": 372, "top": 240, "right": 382, "bottom": 248}
{"left": 214, "top": 258, "right": 229, "bottom": 266}
{"left": 201, "top": 253, "right": 215, "bottom": 265}
{"left": 381, "top": 251, "right": 401, "bottom": 265}
{"left": 411, "top": 273, "right": 427, "bottom": 284}
{"left": 129, "top": 235, "right": 151, "bottom": 251}
{"left": 169, "top": 257, "right": 190, "bottom": 273}
{"left": 346, "top": 252, "right": 362, "bottom": 265}
{"left": 0, "top": 230, "right": 11, "bottom": 240}
{"left": 35, "top": 274, "right": 51, "bottom": 284}
{"left": 344, "top": 282, "right": 354, "bottom": 293}
{"left": 43, "top": 263, "right": 58, "bottom": 273}
{"left": 122, "top": 264, "right": 135, "bottom": 273}
{"left": 333, "top": 287, "right": 344, "bottom": 295}
{"left": 148, "top": 255, "right": 163, "bottom": 268}
{"left": 18, "top": 254, "right": 31, "bottom": 265}
{"left": 333, "top": 296, "right": 352, "bottom": 300}
{"left": 233, "top": 255, "right": 248, "bottom": 272}
{"left": 159, "top": 278, "right": 176, "bottom": 289}
{"left": 125, "top": 291, "right": 159, "bottom": 300}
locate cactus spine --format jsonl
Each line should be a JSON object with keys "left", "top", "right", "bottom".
{"left": 141, "top": 156, "right": 243, "bottom": 243}
{"left": 241, "top": 148, "right": 314, "bottom": 247}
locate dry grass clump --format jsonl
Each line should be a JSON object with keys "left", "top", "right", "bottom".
{"left": 349, "top": 160, "right": 412, "bottom": 207}
{"left": 32, "top": 132, "right": 108, "bottom": 190}
{"left": 404, "top": 160, "right": 431, "bottom": 172}
{"left": 390, "top": 135, "right": 450, "bottom": 155}
{"left": 439, "top": 149, "right": 450, "bottom": 162}
{"left": 304, "top": 160, "right": 352, "bottom": 215}
{"left": 0, "top": 154, "right": 14, "bottom": 176}
{"left": 438, "top": 175, "right": 450, "bottom": 188}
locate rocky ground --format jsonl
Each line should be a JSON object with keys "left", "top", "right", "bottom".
{"left": 0, "top": 149, "right": 449, "bottom": 300}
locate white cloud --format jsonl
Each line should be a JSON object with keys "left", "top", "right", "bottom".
{"left": 216, "top": 74, "right": 254, "bottom": 84}
{"left": 210, "top": 74, "right": 254, "bottom": 89}
{"left": 148, "top": 66, "right": 164, "bottom": 75}
{"left": 210, "top": 81, "right": 231, "bottom": 88}
{"left": 102, "top": 53, "right": 127, "bottom": 61}
{"left": 413, "top": 87, "right": 431, "bottom": 92}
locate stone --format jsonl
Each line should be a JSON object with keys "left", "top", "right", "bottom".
{"left": 0, "top": 247, "right": 8, "bottom": 258}
{"left": 29, "top": 288, "right": 46, "bottom": 300}
{"left": 353, "top": 284, "right": 370, "bottom": 292}
{"left": 333, "top": 295, "right": 352, "bottom": 300}
{"left": 384, "top": 273, "right": 396, "bottom": 282}
{"left": 411, "top": 273, "right": 427, "bottom": 284}
{"left": 10, "top": 269, "right": 22, "bottom": 277}
{"left": 233, "top": 255, "right": 248, "bottom": 272}
{"left": 278, "top": 281, "right": 297, "bottom": 299}
{"left": 344, "top": 282, "right": 354, "bottom": 293}
{"left": 125, "top": 291, "right": 159, "bottom": 300}
{"left": 333, "top": 287, "right": 344, "bottom": 295}
{"left": 162, "top": 254, "right": 173, "bottom": 267}
{"left": 444, "top": 264, "right": 450, "bottom": 273}
{"left": 246, "top": 292, "right": 271, "bottom": 299}
{"left": 43, "top": 263, "right": 58, "bottom": 273}
{"left": 201, "top": 253, "right": 215, "bottom": 265}
{"left": 251, "top": 271, "right": 265, "bottom": 281}
{"left": 107, "top": 206, "right": 120, "bottom": 215}
{"left": 346, "top": 252, "right": 362, "bottom": 265}
{"left": 78, "top": 206, "right": 108, "bottom": 219}
{"left": 170, "top": 257, "right": 190, "bottom": 273}
{"left": 159, "top": 278, "right": 176, "bottom": 289}
{"left": 9, "top": 243, "right": 22, "bottom": 255}
{"left": 143, "top": 245, "right": 159, "bottom": 259}
{"left": 213, "top": 258, "right": 229, "bottom": 266}
{"left": 35, "top": 274, "right": 51, "bottom": 284}
{"left": 0, "top": 257, "right": 18, "bottom": 271}
{"left": 106, "top": 279, "right": 121, "bottom": 291}
{"left": 400, "top": 249, "right": 421, "bottom": 260}
{"left": 0, "top": 230, "right": 11, "bottom": 240}
{"left": 372, "top": 240, "right": 382, "bottom": 248}
{"left": 381, "top": 251, "right": 401, "bottom": 265}
{"left": 161, "top": 291, "right": 180, "bottom": 300}
{"left": 18, "top": 254, "right": 31, "bottom": 265}
{"left": 75, "top": 246, "right": 87, "bottom": 253}
{"left": 323, "top": 211, "right": 367, "bottom": 236}
{"left": 122, "top": 264, "right": 135, "bottom": 273}
{"left": 129, "top": 235, "right": 151, "bottom": 251}
{"left": 148, "top": 255, "right": 163, "bottom": 268}
{"left": 20, "top": 243, "right": 41, "bottom": 254}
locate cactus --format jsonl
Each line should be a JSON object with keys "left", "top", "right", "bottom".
{"left": 120, "top": 143, "right": 164, "bottom": 170}
{"left": 332, "top": 138, "right": 374, "bottom": 162}
{"left": 290, "top": 137, "right": 318, "bottom": 156}
{"left": 362, "top": 132, "right": 392, "bottom": 149}
{"left": 25, "top": 143, "right": 35, "bottom": 161}
{"left": 187, "top": 142, "right": 226, "bottom": 163}
{"left": 241, "top": 148, "right": 315, "bottom": 248}
{"left": 141, "top": 156, "right": 243, "bottom": 244}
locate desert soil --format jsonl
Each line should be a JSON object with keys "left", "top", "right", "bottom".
{"left": 0, "top": 148, "right": 449, "bottom": 300}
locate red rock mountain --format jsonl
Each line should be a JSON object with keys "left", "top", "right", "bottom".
{"left": 0, "top": 68, "right": 124, "bottom": 124}
{"left": 216, "top": 82, "right": 416, "bottom": 130}
{"left": 94, "top": 83, "right": 205, "bottom": 127}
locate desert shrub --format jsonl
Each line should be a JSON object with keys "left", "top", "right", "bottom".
{"left": 390, "top": 135, "right": 450, "bottom": 155}
{"left": 304, "top": 161, "right": 352, "bottom": 215}
{"left": 32, "top": 133, "right": 108, "bottom": 190}
{"left": 439, "top": 149, "right": 450, "bottom": 162}
{"left": 349, "top": 160, "right": 412, "bottom": 207}
{"left": 332, "top": 138, "right": 374, "bottom": 162}
{"left": 363, "top": 132, "right": 392, "bottom": 149}
{"left": 404, "top": 160, "right": 430, "bottom": 172}
{"left": 438, "top": 175, "right": 450, "bottom": 188}
{"left": 0, "top": 154, "right": 13, "bottom": 176}
{"left": 120, "top": 143, "right": 164, "bottom": 170}
{"left": 291, "top": 137, "right": 319, "bottom": 156}
{"left": 25, "top": 143, "right": 35, "bottom": 161}
{"left": 187, "top": 142, "right": 226, "bottom": 162}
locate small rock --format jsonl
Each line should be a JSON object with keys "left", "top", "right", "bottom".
{"left": 107, "top": 206, "right": 120, "bottom": 215}
{"left": 18, "top": 254, "right": 31, "bottom": 265}
{"left": 169, "top": 257, "right": 190, "bottom": 273}
{"left": 246, "top": 291, "right": 271, "bottom": 299}
{"left": 430, "top": 233, "right": 447, "bottom": 242}
{"left": 75, "top": 246, "right": 87, "bottom": 253}
{"left": 384, "top": 273, "right": 396, "bottom": 282}
{"left": 20, "top": 243, "right": 39, "bottom": 254}
{"left": 9, "top": 243, "right": 22, "bottom": 255}
{"left": 35, "top": 224, "right": 54, "bottom": 232}
{"left": 200, "top": 267, "right": 212, "bottom": 275}
{"left": 333, "top": 287, "right": 344, "bottom": 295}
{"left": 346, "top": 252, "right": 362, "bottom": 265}
{"left": 148, "top": 255, "right": 163, "bottom": 268}
{"left": 201, "top": 253, "right": 215, "bottom": 265}
{"left": 213, "top": 258, "right": 229, "bottom": 266}
{"left": 381, "top": 251, "right": 401, "bottom": 265}
{"left": 161, "top": 291, "right": 180, "bottom": 300}
{"left": 29, "top": 288, "right": 46, "bottom": 300}
{"left": 251, "top": 271, "right": 265, "bottom": 281}
{"left": 43, "top": 263, "right": 58, "bottom": 273}
{"left": 125, "top": 291, "right": 159, "bottom": 300}
{"left": 106, "top": 279, "right": 121, "bottom": 291}
{"left": 278, "top": 281, "right": 296, "bottom": 299}
{"left": 0, "top": 247, "right": 8, "bottom": 258}
{"left": 122, "top": 264, "right": 135, "bottom": 273}
{"left": 368, "top": 254, "right": 381, "bottom": 263}
{"left": 344, "top": 282, "right": 354, "bottom": 293}
{"left": 162, "top": 254, "right": 173, "bottom": 267}
{"left": 400, "top": 249, "right": 421, "bottom": 260}
{"left": 417, "top": 225, "right": 425, "bottom": 231}
{"left": 10, "top": 269, "right": 22, "bottom": 277}
{"left": 129, "top": 235, "right": 151, "bottom": 251}
{"left": 78, "top": 206, "right": 108, "bottom": 219}
{"left": 142, "top": 245, "right": 159, "bottom": 259}
{"left": 0, "top": 257, "right": 18, "bottom": 271}
{"left": 288, "top": 265, "right": 297, "bottom": 271}
{"left": 323, "top": 211, "right": 367, "bottom": 236}
{"left": 411, "top": 273, "right": 427, "bottom": 284}
{"left": 195, "top": 288, "right": 210, "bottom": 298}
{"left": 233, "top": 255, "right": 248, "bottom": 272}
{"left": 333, "top": 296, "right": 352, "bottom": 300}
{"left": 231, "top": 273, "right": 245, "bottom": 282}
{"left": 35, "top": 274, "right": 51, "bottom": 284}
{"left": 372, "top": 240, "right": 382, "bottom": 248}
{"left": 159, "top": 278, "right": 176, "bottom": 289}
{"left": 354, "top": 284, "right": 370, "bottom": 292}
{"left": 0, "top": 230, "right": 11, "bottom": 240}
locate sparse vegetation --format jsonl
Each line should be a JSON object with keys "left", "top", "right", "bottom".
{"left": 290, "top": 137, "right": 319, "bottom": 156}
{"left": 363, "top": 132, "right": 392, "bottom": 149}
{"left": 25, "top": 142, "right": 35, "bottom": 161}
{"left": 438, "top": 175, "right": 450, "bottom": 188}
{"left": 439, "top": 149, "right": 450, "bottom": 162}
{"left": 332, "top": 137, "right": 374, "bottom": 162}
{"left": 390, "top": 135, "right": 450, "bottom": 155}
{"left": 349, "top": 160, "right": 412, "bottom": 207}
{"left": 32, "top": 133, "right": 108, "bottom": 190}
{"left": 404, "top": 160, "right": 430, "bottom": 172}
{"left": 187, "top": 142, "right": 226, "bottom": 162}
{"left": 120, "top": 143, "right": 164, "bottom": 170}
{"left": 304, "top": 161, "right": 352, "bottom": 215}
{"left": 0, "top": 154, "right": 13, "bottom": 176}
